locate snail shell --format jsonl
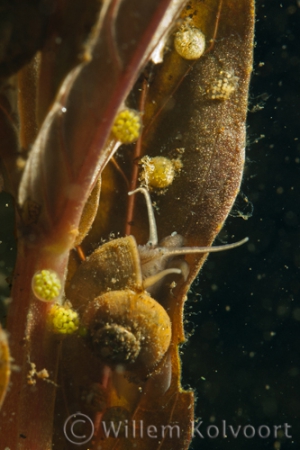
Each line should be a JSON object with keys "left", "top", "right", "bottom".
{"left": 66, "top": 236, "right": 142, "bottom": 310}
{"left": 82, "top": 289, "right": 171, "bottom": 373}
{"left": 66, "top": 233, "right": 175, "bottom": 376}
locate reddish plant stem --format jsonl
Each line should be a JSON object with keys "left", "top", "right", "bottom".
{"left": 125, "top": 78, "right": 149, "bottom": 236}
{"left": 0, "top": 237, "right": 69, "bottom": 449}
{"left": 93, "top": 365, "right": 112, "bottom": 436}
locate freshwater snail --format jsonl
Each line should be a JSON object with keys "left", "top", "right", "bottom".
{"left": 66, "top": 188, "right": 247, "bottom": 377}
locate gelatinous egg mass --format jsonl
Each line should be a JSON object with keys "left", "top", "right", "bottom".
{"left": 141, "top": 156, "right": 176, "bottom": 189}
{"left": 174, "top": 25, "right": 205, "bottom": 60}
{"left": 32, "top": 269, "right": 62, "bottom": 302}
{"left": 111, "top": 109, "right": 141, "bottom": 144}
{"left": 49, "top": 304, "right": 79, "bottom": 334}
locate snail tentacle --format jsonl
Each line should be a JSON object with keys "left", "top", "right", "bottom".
{"left": 128, "top": 187, "right": 158, "bottom": 246}
{"left": 143, "top": 268, "right": 181, "bottom": 289}
{"left": 157, "top": 237, "right": 249, "bottom": 258}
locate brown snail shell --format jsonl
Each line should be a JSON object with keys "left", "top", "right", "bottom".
{"left": 66, "top": 236, "right": 142, "bottom": 310}
{"left": 82, "top": 289, "right": 171, "bottom": 374}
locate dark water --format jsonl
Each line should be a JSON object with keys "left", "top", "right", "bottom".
{"left": 0, "top": 193, "right": 15, "bottom": 319}
{"left": 182, "top": 1, "right": 300, "bottom": 449}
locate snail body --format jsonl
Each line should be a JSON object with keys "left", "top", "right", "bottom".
{"left": 67, "top": 188, "right": 247, "bottom": 377}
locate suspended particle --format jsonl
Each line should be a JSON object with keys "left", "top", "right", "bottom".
{"left": 174, "top": 25, "right": 205, "bottom": 60}
{"left": 32, "top": 269, "right": 62, "bottom": 302}
{"left": 48, "top": 302, "right": 79, "bottom": 335}
{"left": 111, "top": 109, "right": 141, "bottom": 144}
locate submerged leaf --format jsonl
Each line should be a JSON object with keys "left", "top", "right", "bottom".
{"left": 56, "top": 2, "right": 255, "bottom": 450}
{"left": 0, "top": 326, "right": 10, "bottom": 410}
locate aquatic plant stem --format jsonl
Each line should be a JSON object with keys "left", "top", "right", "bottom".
{"left": 0, "top": 239, "right": 69, "bottom": 449}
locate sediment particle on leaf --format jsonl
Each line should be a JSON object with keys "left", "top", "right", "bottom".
{"left": 206, "top": 70, "right": 238, "bottom": 100}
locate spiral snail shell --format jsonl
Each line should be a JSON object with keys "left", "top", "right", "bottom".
{"left": 66, "top": 188, "right": 247, "bottom": 376}
{"left": 82, "top": 289, "right": 171, "bottom": 370}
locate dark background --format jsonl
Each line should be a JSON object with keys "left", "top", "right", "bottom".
{"left": 0, "top": 1, "right": 299, "bottom": 449}
{"left": 182, "top": 1, "right": 300, "bottom": 449}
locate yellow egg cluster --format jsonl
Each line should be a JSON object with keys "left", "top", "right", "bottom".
{"left": 143, "top": 156, "right": 175, "bottom": 188}
{"left": 49, "top": 303, "right": 79, "bottom": 335}
{"left": 140, "top": 156, "right": 182, "bottom": 190}
{"left": 111, "top": 109, "right": 141, "bottom": 144}
{"left": 32, "top": 269, "right": 62, "bottom": 302}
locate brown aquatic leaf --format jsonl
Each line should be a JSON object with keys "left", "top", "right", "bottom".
{"left": 0, "top": 76, "right": 21, "bottom": 196}
{"left": 57, "top": 1, "right": 255, "bottom": 449}
{"left": 0, "top": 326, "right": 10, "bottom": 410}
{"left": 74, "top": 177, "right": 102, "bottom": 247}
{"left": 36, "top": 0, "right": 102, "bottom": 125}
{"left": 17, "top": 58, "right": 39, "bottom": 153}
{"left": 129, "top": 5, "right": 255, "bottom": 444}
